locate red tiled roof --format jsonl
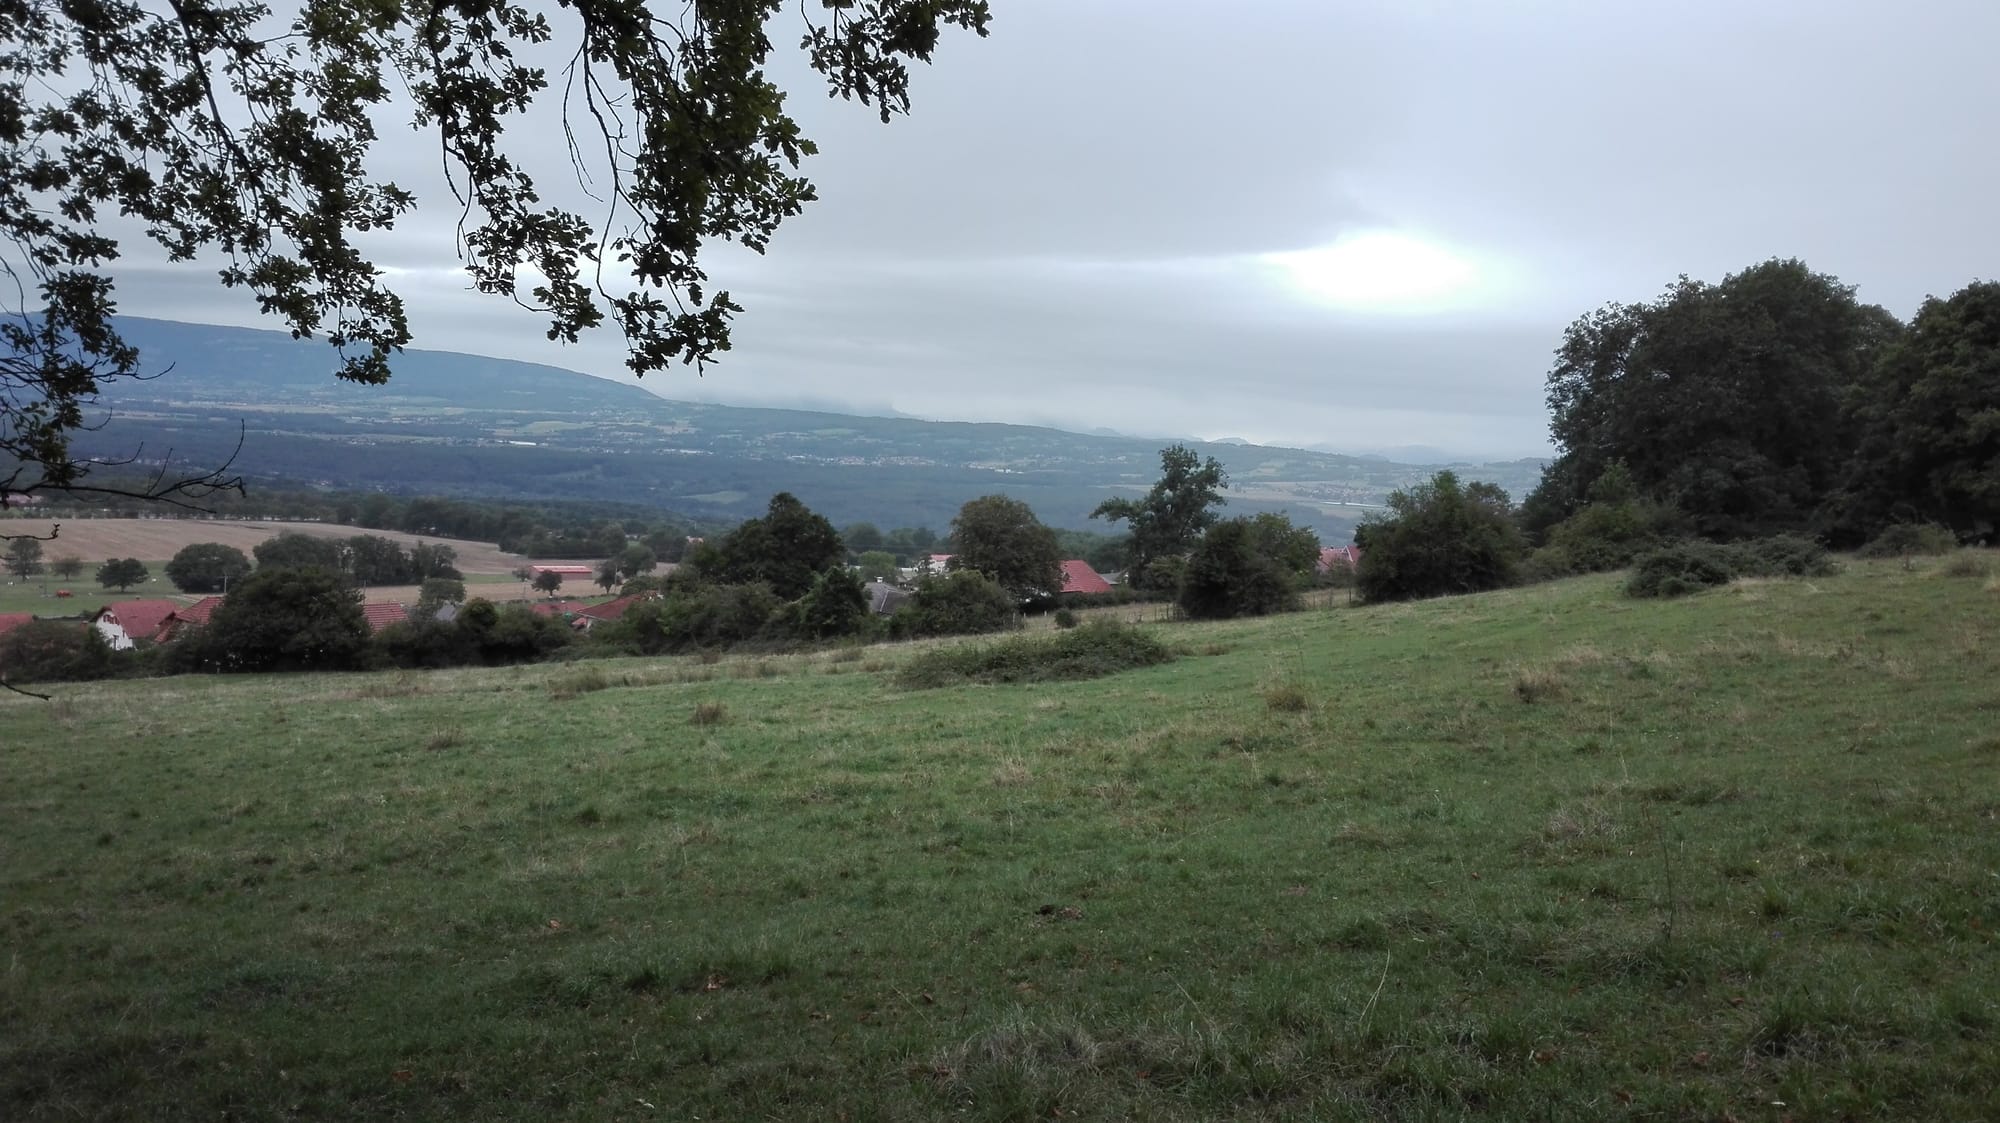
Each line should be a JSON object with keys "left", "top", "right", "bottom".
{"left": 1059, "top": 560, "right": 1114, "bottom": 595}
{"left": 361, "top": 603, "right": 408, "bottom": 633}
{"left": 151, "top": 595, "right": 225, "bottom": 642}
{"left": 575, "top": 594, "right": 642, "bottom": 622}
{"left": 1318, "top": 545, "right": 1361, "bottom": 572}
{"left": 0, "top": 613, "right": 33, "bottom": 640}
{"left": 96, "top": 600, "right": 181, "bottom": 642}
{"left": 529, "top": 564, "right": 596, "bottom": 577}
{"left": 177, "top": 595, "right": 224, "bottom": 626}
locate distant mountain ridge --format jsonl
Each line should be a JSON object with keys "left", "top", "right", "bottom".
{"left": 72, "top": 316, "right": 1547, "bottom": 541}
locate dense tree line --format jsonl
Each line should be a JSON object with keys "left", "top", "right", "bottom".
{"left": 1523, "top": 259, "right": 1998, "bottom": 551}
{"left": 1357, "top": 258, "right": 2000, "bottom": 603}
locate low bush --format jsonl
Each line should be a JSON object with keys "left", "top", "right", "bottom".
{"left": 1858, "top": 523, "right": 1960, "bottom": 559}
{"left": 889, "top": 571, "right": 1019, "bottom": 639}
{"left": 1938, "top": 550, "right": 1993, "bottom": 579}
{"left": 1051, "top": 608, "right": 1079, "bottom": 630}
{"left": 897, "top": 620, "right": 1174, "bottom": 689}
{"left": 0, "top": 620, "right": 121, "bottom": 684}
{"left": 1626, "top": 535, "right": 1838, "bottom": 598}
{"left": 1726, "top": 534, "right": 1838, "bottom": 579}
{"left": 1625, "top": 542, "right": 1738, "bottom": 598}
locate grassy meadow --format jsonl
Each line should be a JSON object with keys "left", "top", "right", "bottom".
{"left": 4, "top": 556, "right": 1998, "bottom": 1120}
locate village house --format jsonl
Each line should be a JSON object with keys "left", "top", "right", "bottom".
{"left": 1318, "top": 545, "right": 1362, "bottom": 574}
{"left": 361, "top": 603, "right": 409, "bottom": 634}
{"left": 90, "top": 600, "right": 182, "bottom": 651}
{"left": 152, "top": 596, "right": 223, "bottom": 643}
{"left": 1058, "top": 560, "right": 1114, "bottom": 596}
{"left": 570, "top": 594, "right": 646, "bottom": 632}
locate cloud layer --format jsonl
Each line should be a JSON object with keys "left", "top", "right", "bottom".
{"left": 103, "top": 0, "right": 2000, "bottom": 460}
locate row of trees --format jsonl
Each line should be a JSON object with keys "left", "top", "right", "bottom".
{"left": 3, "top": 538, "right": 153, "bottom": 591}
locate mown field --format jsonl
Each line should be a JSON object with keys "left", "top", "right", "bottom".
{"left": 0, "top": 519, "right": 531, "bottom": 572}
{"left": 4, "top": 557, "right": 1998, "bottom": 1120}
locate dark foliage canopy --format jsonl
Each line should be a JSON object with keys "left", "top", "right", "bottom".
{"left": 1177, "top": 516, "right": 1302, "bottom": 620}
{"left": 1, "top": 0, "right": 990, "bottom": 499}
{"left": 164, "top": 542, "right": 252, "bottom": 593}
{"left": 949, "top": 494, "right": 1061, "bottom": 601}
{"left": 1528, "top": 259, "right": 1902, "bottom": 541}
{"left": 197, "top": 565, "right": 368, "bottom": 670}
{"left": 1092, "top": 445, "right": 1228, "bottom": 591}
{"left": 95, "top": 556, "right": 149, "bottom": 591}
{"left": 1356, "top": 471, "right": 1524, "bottom": 603}
{"left": 698, "top": 492, "right": 844, "bottom": 601}
{"left": 1836, "top": 281, "right": 2000, "bottom": 542}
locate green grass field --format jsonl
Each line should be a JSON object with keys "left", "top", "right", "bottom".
{"left": 5, "top": 557, "right": 1998, "bottom": 1120}
{"left": 0, "top": 572, "right": 178, "bottom": 614}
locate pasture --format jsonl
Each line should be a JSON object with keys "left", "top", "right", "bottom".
{"left": 3, "top": 557, "right": 1997, "bottom": 1120}
{"left": 0, "top": 518, "right": 532, "bottom": 573}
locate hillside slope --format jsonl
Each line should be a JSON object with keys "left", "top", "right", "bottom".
{"left": 6, "top": 555, "right": 1997, "bottom": 1119}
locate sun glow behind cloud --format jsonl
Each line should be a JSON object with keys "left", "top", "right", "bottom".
{"left": 1262, "top": 230, "right": 1492, "bottom": 314}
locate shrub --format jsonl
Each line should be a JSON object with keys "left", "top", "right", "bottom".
{"left": 1356, "top": 471, "right": 1525, "bottom": 602}
{"left": 890, "top": 571, "right": 1018, "bottom": 639}
{"left": 1533, "top": 477, "right": 1680, "bottom": 577}
{"left": 0, "top": 620, "right": 120, "bottom": 684}
{"left": 793, "top": 567, "right": 869, "bottom": 639}
{"left": 1052, "top": 608, "right": 1079, "bottom": 630}
{"left": 1178, "top": 517, "right": 1301, "bottom": 620}
{"left": 897, "top": 620, "right": 1173, "bottom": 689}
{"left": 1938, "top": 550, "right": 1993, "bottom": 579}
{"left": 1625, "top": 535, "right": 1838, "bottom": 598}
{"left": 691, "top": 701, "right": 728, "bottom": 726}
{"left": 1263, "top": 682, "right": 1310, "bottom": 712}
{"left": 198, "top": 566, "right": 370, "bottom": 671}
{"left": 1625, "top": 542, "right": 1738, "bottom": 598}
{"left": 1725, "top": 535, "right": 1838, "bottom": 578}
{"left": 1858, "top": 523, "right": 1960, "bottom": 559}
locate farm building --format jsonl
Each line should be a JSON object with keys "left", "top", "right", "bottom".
{"left": 361, "top": 604, "right": 409, "bottom": 634}
{"left": 91, "top": 600, "right": 182, "bottom": 651}
{"left": 153, "top": 597, "right": 223, "bottom": 643}
{"left": 1058, "top": 560, "right": 1114, "bottom": 596}
{"left": 1318, "top": 545, "right": 1362, "bottom": 574}
{"left": 527, "top": 565, "right": 596, "bottom": 579}
{"left": 571, "top": 595, "right": 645, "bottom": 632}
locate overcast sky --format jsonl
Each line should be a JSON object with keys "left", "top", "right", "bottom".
{"left": 111, "top": 0, "right": 2000, "bottom": 459}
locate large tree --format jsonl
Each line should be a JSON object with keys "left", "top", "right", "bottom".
{"left": 200, "top": 566, "right": 369, "bottom": 671}
{"left": 1, "top": 0, "right": 991, "bottom": 500}
{"left": 699, "top": 492, "right": 845, "bottom": 600}
{"left": 254, "top": 532, "right": 347, "bottom": 572}
{"left": 1091, "top": 445, "right": 1228, "bottom": 591}
{"left": 164, "top": 542, "right": 253, "bottom": 593}
{"left": 1833, "top": 281, "right": 2000, "bottom": 543}
{"left": 95, "top": 557, "right": 150, "bottom": 592}
{"left": 1527, "top": 259, "right": 1902, "bottom": 541}
{"left": 949, "top": 495, "right": 1061, "bottom": 601}
{"left": 4, "top": 537, "right": 44, "bottom": 579}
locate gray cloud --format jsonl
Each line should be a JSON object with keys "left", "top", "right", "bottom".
{"left": 99, "top": 0, "right": 2000, "bottom": 460}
